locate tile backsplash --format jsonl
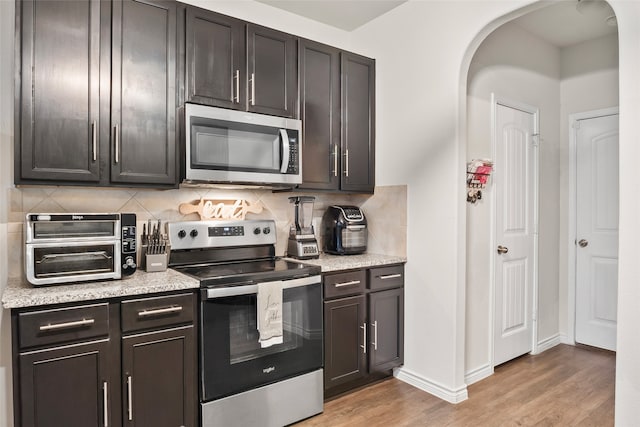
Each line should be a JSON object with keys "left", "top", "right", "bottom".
{"left": 7, "top": 185, "right": 407, "bottom": 279}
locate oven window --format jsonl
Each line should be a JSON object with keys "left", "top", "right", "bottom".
{"left": 33, "top": 221, "right": 116, "bottom": 239}
{"left": 33, "top": 244, "right": 115, "bottom": 278}
{"left": 228, "top": 298, "right": 301, "bottom": 365}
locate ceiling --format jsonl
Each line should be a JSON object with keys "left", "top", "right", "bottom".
{"left": 255, "top": 0, "right": 617, "bottom": 48}
{"left": 513, "top": 1, "right": 618, "bottom": 48}
{"left": 255, "top": 0, "right": 407, "bottom": 31}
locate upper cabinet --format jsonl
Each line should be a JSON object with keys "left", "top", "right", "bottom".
{"left": 17, "top": 0, "right": 102, "bottom": 183}
{"left": 299, "top": 42, "right": 376, "bottom": 193}
{"left": 15, "top": 0, "right": 178, "bottom": 187}
{"left": 185, "top": 7, "right": 245, "bottom": 110}
{"left": 184, "top": 6, "right": 297, "bottom": 118}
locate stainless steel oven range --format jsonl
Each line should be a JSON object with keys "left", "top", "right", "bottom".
{"left": 167, "top": 219, "right": 323, "bottom": 427}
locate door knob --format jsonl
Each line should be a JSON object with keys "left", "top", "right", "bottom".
{"left": 497, "top": 245, "right": 509, "bottom": 254}
{"left": 578, "top": 239, "right": 589, "bottom": 248}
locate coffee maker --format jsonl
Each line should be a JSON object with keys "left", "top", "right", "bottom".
{"left": 287, "top": 196, "right": 320, "bottom": 259}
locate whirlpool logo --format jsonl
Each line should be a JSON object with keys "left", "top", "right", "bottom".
{"left": 263, "top": 366, "right": 276, "bottom": 374}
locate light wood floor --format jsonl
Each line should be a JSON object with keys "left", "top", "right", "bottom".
{"left": 297, "top": 344, "right": 615, "bottom": 426}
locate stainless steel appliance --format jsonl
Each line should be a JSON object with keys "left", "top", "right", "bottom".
{"left": 25, "top": 213, "right": 137, "bottom": 286}
{"left": 287, "top": 196, "right": 319, "bottom": 259}
{"left": 167, "top": 219, "right": 323, "bottom": 427}
{"left": 321, "top": 205, "right": 368, "bottom": 255}
{"left": 183, "top": 103, "right": 302, "bottom": 186}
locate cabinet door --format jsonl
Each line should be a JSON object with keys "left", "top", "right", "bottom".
{"left": 298, "top": 39, "right": 340, "bottom": 190}
{"left": 368, "top": 287, "right": 404, "bottom": 372}
{"left": 111, "top": 0, "right": 177, "bottom": 185}
{"left": 185, "top": 6, "right": 245, "bottom": 110}
{"left": 19, "top": 340, "right": 115, "bottom": 427}
{"left": 122, "top": 326, "right": 196, "bottom": 427}
{"left": 247, "top": 24, "right": 297, "bottom": 118}
{"left": 341, "top": 52, "right": 375, "bottom": 193}
{"left": 324, "top": 295, "right": 367, "bottom": 390}
{"left": 17, "top": 0, "right": 102, "bottom": 183}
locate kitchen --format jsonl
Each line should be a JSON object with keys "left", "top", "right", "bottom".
{"left": 1, "top": 0, "right": 640, "bottom": 426}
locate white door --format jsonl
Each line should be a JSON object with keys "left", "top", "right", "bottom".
{"left": 494, "top": 102, "right": 537, "bottom": 366}
{"left": 575, "top": 113, "right": 619, "bottom": 351}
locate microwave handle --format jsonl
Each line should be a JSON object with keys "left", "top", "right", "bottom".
{"left": 279, "top": 129, "right": 290, "bottom": 174}
{"left": 203, "top": 275, "right": 320, "bottom": 300}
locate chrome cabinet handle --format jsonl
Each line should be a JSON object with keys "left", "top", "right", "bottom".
{"left": 578, "top": 239, "right": 589, "bottom": 248}
{"left": 372, "top": 320, "right": 378, "bottom": 351}
{"left": 332, "top": 145, "right": 338, "bottom": 177}
{"left": 234, "top": 70, "right": 240, "bottom": 103}
{"left": 379, "top": 274, "right": 402, "bottom": 280}
{"left": 127, "top": 375, "right": 133, "bottom": 421}
{"left": 344, "top": 149, "right": 349, "bottom": 177}
{"left": 39, "top": 318, "right": 95, "bottom": 332}
{"left": 137, "top": 306, "right": 183, "bottom": 318}
{"left": 249, "top": 73, "right": 255, "bottom": 106}
{"left": 360, "top": 323, "right": 367, "bottom": 354}
{"left": 92, "top": 120, "right": 97, "bottom": 162}
{"left": 497, "top": 245, "right": 509, "bottom": 254}
{"left": 334, "top": 280, "right": 360, "bottom": 288}
{"left": 103, "top": 381, "right": 109, "bottom": 427}
{"left": 114, "top": 124, "right": 120, "bottom": 164}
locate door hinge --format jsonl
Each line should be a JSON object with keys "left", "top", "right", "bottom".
{"left": 532, "top": 133, "right": 540, "bottom": 147}
{"left": 573, "top": 121, "right": 581, "bottom": 129}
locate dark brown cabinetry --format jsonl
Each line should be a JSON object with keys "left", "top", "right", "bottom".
{"left": 183, "top": 6, "right": 297, "bottom": 118}
{"left": 14, "top": 303, "right": 119, "bottom": 427}
{"left": 185, "top": 7, "right": 245, "bottom": 110}
{"left": 323, "top": 264, "right": 404, "bottom": 398}
{"left": 15, "top": 0, "right": 178, "bottom": 187}
{"left": 12, "top": 293, "right": 197, "bottom": 427}
{"left": 299, "top": 43, "right": 375, "bottom": 193}
{"left": 120, "top": 293, "right": 196, "bottom": 427}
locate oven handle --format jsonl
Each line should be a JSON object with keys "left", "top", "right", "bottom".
{"left": 203, "top": 275, "right": 320, "bottom": 299}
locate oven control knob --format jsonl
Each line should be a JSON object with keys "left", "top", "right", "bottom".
{"left": 178, "top": 229, "right": 186, "bottom": 238}
{"left": 190, "top": 229, "right": 198, "bottom": 238}
{"left": 253, "top": 227, "right": 261, "bottom": 235}
{"left": 263, "top": 227, "right": 271, "bottom": 235}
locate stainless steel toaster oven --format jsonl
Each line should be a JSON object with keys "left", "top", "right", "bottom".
{"left": 25, "top": 213, "right": 137, "bottom": 286}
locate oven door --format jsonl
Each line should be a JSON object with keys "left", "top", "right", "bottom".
{"left": 200, "top": 275, "right": 322, "bottom": 401}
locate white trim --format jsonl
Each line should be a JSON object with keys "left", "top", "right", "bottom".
{"left": 464, "top": 364, "right": 493, "bottom": 386}
{"left": 559, "top": 333, "right": 574, "bottom": 345}
{"left": 532, "top": 333, "right": 561, "bottom": 354}
{"left": 490, "top": 94, "right": 540, "bottom": 365}
{"left": 394, "top": 367, "right": 469, "bottom": 404}
{"left": 567, "top": 107, "right": 619, "bottom": 348}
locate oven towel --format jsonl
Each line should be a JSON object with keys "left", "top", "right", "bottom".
{"left": 257, "top": 280, "right": 284, "bottom": 348}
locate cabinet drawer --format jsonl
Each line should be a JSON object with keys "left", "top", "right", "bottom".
{"left": 324, "top": 270, "right": 367, "bottom": 299}
{"left": 18, "top": 303, "right": 109, "bottom": 349}
{"left": 121, "top": 293, "right": 195, "bottom": 333}
{"left": 368, "top": 265, "right": 404, "bottom": 290}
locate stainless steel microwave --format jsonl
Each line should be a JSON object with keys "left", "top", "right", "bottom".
{"left": 183, "top": 103, "right": 302, "bottom": 186}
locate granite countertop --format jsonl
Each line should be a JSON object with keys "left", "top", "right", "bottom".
{"left": 2, "top": 269, "right": 200, "bottom": 309}
{"left": 286, "top": 253, "right": 406, "bottom": 273}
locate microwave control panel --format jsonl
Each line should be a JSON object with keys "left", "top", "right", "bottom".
{"left": 286, "top": 137, "right": 299, "bottom": 174}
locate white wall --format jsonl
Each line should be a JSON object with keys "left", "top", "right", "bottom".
{"left": 465, "top": 22, "right": 561, "bottom": 379}
{"left": 0, "top": 0, "right": 14, "bottom": 424}
{"left": 351, "top": 1, "right": 640, "bottom": 422}
{"left": 557, "top": 33, "right": 619, "bottom": 343}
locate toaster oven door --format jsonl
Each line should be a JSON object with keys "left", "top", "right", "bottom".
{"left": 26, "top": 241, "right": 121, "bottom": 286}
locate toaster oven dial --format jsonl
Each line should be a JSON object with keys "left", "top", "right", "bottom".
{"left": 263, "top": 227, "right": 271, "bottom": 235}
{"left": 190, "top": 229, "right": 199, "bottom": 238}
{"left": 253, "top": 227, "right": 261, "bottom": 235}
{"left": 178, "top": 229, "right": 186, "bottom": 238}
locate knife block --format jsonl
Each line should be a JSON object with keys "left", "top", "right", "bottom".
{"left": 140, "top": 244, "right": 169, "bottom": 272}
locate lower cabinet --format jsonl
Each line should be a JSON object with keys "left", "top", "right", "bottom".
{"left": 12, "top": 292, "right": 197, "bottom": 427}
{"left": 323, "top": 264, "right": 404, "bottom": 398}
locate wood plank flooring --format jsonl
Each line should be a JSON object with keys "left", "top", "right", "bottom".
{"left": 296, "top": 344, "right": 615, "bottom": 426}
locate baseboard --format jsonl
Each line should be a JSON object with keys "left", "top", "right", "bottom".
{"left": 533, "top": 333, "right": 561, "bottom": 354}
{"left": 394, "top": 367, "right": 468, "bottom": 404}
{"left": 559, "top": 333, "right": 574, "bottom": 345}
{"left": 464, "top": 363, "right": 493, "bottom": 386}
